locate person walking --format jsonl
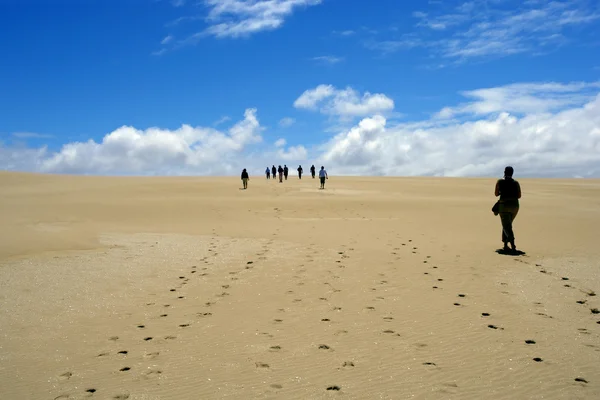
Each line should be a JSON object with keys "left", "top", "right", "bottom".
{"left": 278, "top": 165, "right": 284, "bottom": 182}
{"left": 283, "top": 165, "right": 289, "bottom": 180}
{"left": 265, "top": 167, "right": 270, "bottom": 179}
{"left": 297, "top": 165, "right": 303, "bottom": 179}
{"left": 310, "top": 165, "right": 316, "bottom": 179}
{"left": 319, "top": 166, "right": 328, "bottom": 189}
{"left": 272, "top": 165, "right": 276, "bottom": 180}
{"left": 494, "top": 166, "right": 521, "bottom": 252}
{"left": 241, "top": 168, "right": 250, "bottom": 189}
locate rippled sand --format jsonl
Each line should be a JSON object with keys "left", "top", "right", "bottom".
{"left": 1, "top": 172, "right": 599, "bottom": 399}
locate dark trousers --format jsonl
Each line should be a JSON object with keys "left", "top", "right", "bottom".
{"left": 499, "top": 203, "right": 519, "bottom": 244}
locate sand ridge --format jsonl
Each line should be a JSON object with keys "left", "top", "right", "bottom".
{"left": 0, "top": 172, "right": 599, "bottom": 399}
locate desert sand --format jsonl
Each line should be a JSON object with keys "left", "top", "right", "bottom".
{"left": 0, "top": 171, "right": 599, "bottom": 400}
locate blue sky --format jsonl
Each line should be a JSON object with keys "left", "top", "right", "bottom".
{"left": 1, "top": 0, "right": 600, "bottom": 177}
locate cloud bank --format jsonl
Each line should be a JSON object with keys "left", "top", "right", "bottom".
{"left": 2, "top": 82, "right": 600, "bottom": 177}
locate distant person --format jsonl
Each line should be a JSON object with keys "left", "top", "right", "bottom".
{"left": 494, "top": 166, "right": 521, "bottom": 252}
{"left": 241, "top": 168, "right": 250, "bottom": 190}
{"left": 297, "top": 165, "right": 303, "bottom": 179}
{"left": 272, "top": 165, "right": 276, "bottom": 180}
{"left": 310, "top": 165, "right": 316, "bottom": 179}
{"left": 284, "top": 165, "right": 289, "bottom": 180}
{"left": 319, "top": 166, "right": 328, "bottom": 189}
{"left": 278, "top": 165, "right": 284, "bottom": 182}
{"left": 265, "top": 167, "right": 270, "bottom": 179}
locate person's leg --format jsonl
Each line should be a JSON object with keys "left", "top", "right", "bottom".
{"left": 499, "top": 212, "right": 514, "bottom": 249}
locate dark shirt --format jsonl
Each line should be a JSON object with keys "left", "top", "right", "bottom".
{"left": 241, "top": 171, "right": 249, "bottom": 179}
{"left": 278, "top": 167, "right": 283, "bottom": 173}
{"left": 497, "top": 178, "right": 520, "bottom": 205}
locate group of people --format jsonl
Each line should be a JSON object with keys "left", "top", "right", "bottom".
{"left": 245, "top": 164, "right": 523, "bottom": 253}
{"left": 240, "top": 165, "right": 329, "bottom": 190}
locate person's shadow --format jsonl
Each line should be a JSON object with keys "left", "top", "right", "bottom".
{"left": 495, "top": 248, "right": 526, "bottom": 256}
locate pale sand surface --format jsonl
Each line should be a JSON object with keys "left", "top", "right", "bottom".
{"left": 1, "top": 172, "right": 599, "bottom": 400}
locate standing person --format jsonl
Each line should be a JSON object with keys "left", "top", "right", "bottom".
{"left": 319, "top": 166, "right": 328, "bottom": 189}
{"left": 278, "top": 165, "right": 284, "bottom": 182}
{"left": 241, "top": 168, "right": 250, "bottom": 190}
{"left": 272, "top": 165, "right": 276, "bottom": 180}
{"left": 265, "top": 167, "right": 270, "bottom": 179}
{"left": 283, "top": 165, "right": 289, "bottom": 180}
{"left": 310, "top": 165, "right": 316, "bottom": 179}
{"left": 494, "top": 166, "right": 521, "bottom": 252}
{"left": 297, "top": 165, "right": 303, "bottom": 179}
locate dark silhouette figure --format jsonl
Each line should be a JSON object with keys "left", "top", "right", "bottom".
{"left": 319, "top": 166, "right": 328, "bottom": 189}
{"left": 310, "top": 165, "right": 316, "bottom": 178}
{"left": 272, "top": 165, "right": 276, "bottom": 180}
{"left": 297, "top": 165, "right": 303, "bottom": 179}
{"left": 283, "top": 165, "right": 289, "bottom": 180}
{"left": 278, "top": 165, "right": 284, "bottom": 182}
{"left": 265, "top": 167, "right": 270, "bottom": 179}
{"left": 495, "top": 166, "right": 521, "bottom": 252}
{"left": 241, "top": 168, "right": 249, "bottom": 189}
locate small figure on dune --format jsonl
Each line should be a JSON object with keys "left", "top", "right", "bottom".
{"left": 284, "top": 165, "right": 289, "bottom": 180}
{"left": 272, "top": 165, "right": 276, "bottom": 180}
{"left": 319, "top": 166, "right": 328, "bottom": 189}
{"left": 297, "top": 165, "right": 303, "bottom": 179}
{"left": 278, "top": 165, "right": 284, "bottom": 182}
{"left": 310, "top": 165, "right": 316, "bottom": 179}
{"left": 241, "top": 168, "right": 250, "bottom": 190}
{"left": 265, "top": 167, "right": 270, "bottom": 179}
{"left": 494, "top": 166, "right": 521, "bottom": 252}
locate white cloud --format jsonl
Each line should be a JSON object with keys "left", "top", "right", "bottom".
{"left": 368, "top": 0, "right": 600, "bottom": 62}
{"left": 294, "top": 84, "right": 395, "bottom": 118}
{"left": 312, "top": 55, "right": 344, "bottom": 65}
{"left": 3, "top": 81, "right": 600, "bottom": 178}
{"left": 172, "top": 0, "right": 186, "bottom": 7}
{"left": 278, "top": 117, "right": 296, "bottom": 128}
{"left": 15, "top": 109, "right": 262, "bottom": 175}
{"left": 437, "top": 81, "right": 600, "bottom": 118}
{"left": 319, "top": 90, "right": 600, "bottom": 178}
{"left": 213, "top": 116, "right": 231, "bottom": 126}
{"left": 199, "top": 0, "right": 322, "bottom": 39}
{"left": 161, "top": 35, "right": 174, "bottom": 45}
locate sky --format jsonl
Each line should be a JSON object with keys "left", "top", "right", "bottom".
{"left": 1, "top": 0, "right": 600, "bottom": 177}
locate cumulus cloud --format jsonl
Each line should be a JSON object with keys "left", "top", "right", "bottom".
{"left": 320, "top": 93, "right": 600, "bottom": 177}
{"left": 26, "top": 109, "right": 263, "bottom": 175}
{"left": 2, "top": 81, "right": 600, "bottom": 177}
{"left": 312, "top": 55, "right": 344, "bottom": 65}
{"left": 294, "top": 84, "right": 395, "bottom": 118}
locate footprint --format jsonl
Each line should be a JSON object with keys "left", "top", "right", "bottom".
{"left": 591, "top": 308, "right": 599, "bottom": 314}
{"left": 274, "top": 319, "right": 283, "bottom": 323}
{"left": 109, "top": 336, "right": 119, "bottom": 342}
{"left": 113, "top": 395, "right": 130, "bottom": 400}
{"left": 58, "top": 372, "right": 73, "bottom": 381}
{"left": 119, "top": 367, "right": 131, "bottom": 372}
{"left": 117, "top": 350, "right": 128, "bottom": 355}
{"left": 488, "top": 325, "right": 498, "bottom": 330}
{"left": 532, "top": 357, "right": 543, "bottom": 362}
{"left": 383, "top": 330, "right": 395, "bottom": 334}
{"left": 97, "top": 352, "right": 109, "bottom": 357}
{"left": 423, "top": 362, "right": 437, "bottom": 366}
{"left": 366, "top": 306, "right": 375, "bottom": 310}
{"left": 255, "top": 362, "right": 270, "bottom": 368}
{"left": 144, "top": 337, "right": 153, "bottom": 341}
{"left": 144, "top": 352, "right": 159, "bottom": 359}
{"left": 86, "top": 389, "right": 96, "bottom": 393}
{"left": 164, "top": 335, "right": 177, "bottom": 340}
{"left": 342, "top": 361, "right": 355, "bottom": 367}
{"left": 160, "top": 314, "right": 168, "bottom": 317}
{"left": 137, "top": 325, "right": 145, "bottom": 329}
{"left": 383, "top": 317, "right": 393, "bottom": 321}
{"left": 319, "top": 344, "right": 331, "bottom": 350}
{"left": 575, "top": 378, "right": 588, "bottom": 383}
{"left": 269, "top": 346, "right": 281, "bottom": 351}
{"left": 179, "top": 324, "right": 190, "bottom": 328}
{"left": 321, "top": 318, "right": 330, "bottom": 322}
{"left": 270, "top": 384, "right": 283, "bottom": 389}
{"left": 458, "top": 294, "right": 466, "bottom": 298}
{"left": 562, "top": 277, "right": 569, "bottom": 281}
{"left": 326, "top": 386, "right": 341, "bottom": 391}
{"left": 525, "top": 340, "right": 536, "bottom": 345}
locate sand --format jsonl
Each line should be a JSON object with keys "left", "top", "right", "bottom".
{"left": 0, "top": 171, "right": 599, "bottom": 400}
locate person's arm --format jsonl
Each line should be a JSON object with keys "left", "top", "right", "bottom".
{"left": 517, "top": 182, "right": 521, "bottom": 199}
{"left": 494, "top": 180, "right": 500, "bottom": 197}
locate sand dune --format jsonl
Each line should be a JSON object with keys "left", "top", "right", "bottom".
{"left": 0, "top": 171, "right": 599, "bottom": 399}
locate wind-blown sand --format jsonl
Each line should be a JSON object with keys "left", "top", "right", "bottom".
{"left": 1, "top": 171, "right": 599, "bottom": 400}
